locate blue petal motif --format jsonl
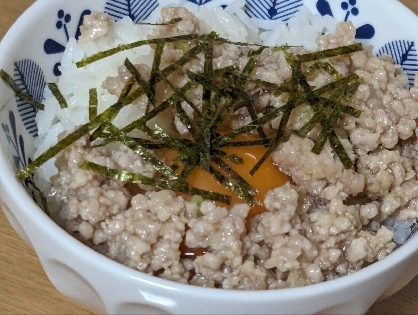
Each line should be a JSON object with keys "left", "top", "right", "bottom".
{"left": 104, "top": 0, "right": 159, "bottom": 22}
{"left": 355, "top": 24, "right": 375, "bottom": 40}
{"left": 8, "top": 111, "right": 20, "bottom": 170}
{"left": 315, "top": 0, "right": 375, "bottom": 40}
{"left": 316, "top": 0, "right": 333, "bottom": 17}
{"left": 44, "top": 10, "right": 91, "bottom": 76}
{"left": 4, "top": 111, "right": 24, "bottom": 170}
{"left": 245, "top": 0, "right": 304, "bottom": 21}
{"left": 186, "top": 0, "right": 213, "bottom": 5}
{"left": 377, "top": 40, "right": 418, "bottom": 87}
{"left": 44, "top": 39, "right": 66, "bottom": 55}
{"left": 13, "top": 59, "right": 47, "bottom": 137}
{"left": 2, "top": 112, "right": 49, "bottom": 214}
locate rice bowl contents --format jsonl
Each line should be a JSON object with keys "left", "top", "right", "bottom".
{"left": 6, "top": 4, "right": 418, "bottom": 290}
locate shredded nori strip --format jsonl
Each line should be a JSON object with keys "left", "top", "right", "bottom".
{"left": 175, "top": 100, "right": 197, "bottom": 135}
{"left": 48, "top": 83, "right": 68, "bottom": 108}
{"left": 175, "top": 42, "right": 191, "bottom": 54}
{"left": 197, "top": 33, "right": 216, "bottom": 172}
{"left": 76, "top": 33, "right": 202, "bottom": 68}
{"left": 242, "top": 75, "right": 283, "bottom": 90}
{"left": 313, "top": 73, "right": 360, "bottom": 96}
{"left": 122, "top": 82, "right": 193, "bottom": 134}
{"left": 149, "top": 125, "right": 192, "bottom": 154}
{"left": 306, "top": 61, "right": 344, "bottom": 80}
{"left": 17, "top": 120, "right": 98, "bottom": 180}
{"left": 298, "top": 43, "right": 363, "bottom": 63}
{"left": 148, "top": 39, "right": 165, "bottom": 107}
{"left": 248, "top": 46, "right": 267, "bottom": 57}
{"left": 180, "top": 147, "right": 200, "bottom": 179}
{"left": 296, "top": 88, "right": 342, "bottom": 138}
{"left": 294, "top": 71, "right": 361, "bottom": 168}
{"left": 211, "top": 155, "right": 259, "bottom": 206}
{"left": 213, "top": 106, "right": 285, "bottom": 148}
{"left": 219, "top": 139, "right": 271, "bottom": 148}
{"left": 90, "top": 123, "right": 109, "bottom": 142}
{"left": 236, "top": 58, "right": 257, "bottom": 87}
{"left": 212, "top": 96, "right": 235, "bottom": 130}
{"left": 295, "top": 101, "right": 328, "bottom": 138}
{"left": 249, "top": 109, "right": 291, "bottom": 176}
{"left": 160, "top": 44, "right": 204, "bottom": 78}
{"left": 209, "top": 161, "right": 259, "bottom": 206}
{"left": 119, "top": 76, "right": 136, "bottom": 101}
{"left": 136, "top": 17, "right": 183, "bottom": 26}
{"left": 212, "top": 149, "right": 244, "bottom": 164}
{"left": 311, "top": 79, "right": 360, "bottom": 159}
{"left": 329, "top": 132, "right": 353, "bottom": 168}
{"left": 0, "top": 70, "right": 44, "bottom": 110}
{"left": 80, "top": 161, "right": 231, "bottom": 204}
{"left": 249, "top": 58, "right": 302, "bottom": 175}
{"left": 104, "top": 123, "right": 179, "bottom": 179}
{"left": 131, "top": 138, "right": 193, "bottom": 150}
{"left": 158, "top": 71, "right": 201, "bottom": 115}
{"left": 235, "top": 58, "right": 267, "bottom": 140}
{"left": 341, "top": 103, "right": 362, "bottom": 118}
{"left": 124, "top": 58, "right": 150, "bottom": 98}
{"left": 89, "top": 88, "right": 98, "bottom": 120}
{"left": 90, "top": 77, "right": 136, "bottom": 143}
{"left": 312, "top": 105, "right": 343, "bottom": 154}
{"left": 274, "top": 80, "right": 292, "bottom": 97}
{"left": 187, "top": 71, "right": 255, "bottom": 102}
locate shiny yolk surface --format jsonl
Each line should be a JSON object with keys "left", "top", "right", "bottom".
{"left": 165, "top": 142, "right": 289, "bottom": 217}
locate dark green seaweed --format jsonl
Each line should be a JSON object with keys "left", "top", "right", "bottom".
{"left": 76, "top": 34, "right": 202, "bottom": 68}
{"left": 298, "top": 43, "right": 363, "bottom": 63}
{"left": 197, "top": 34, "right": 216, "bottom": 172}
{"left": 89, "top": 88, "right": 98, "bottom": 120}
{"left": 211, "top": 155, "right": 259, "bottom": 206}
{"left": 0, "top": 70, "right": 44, "bottom": 110}
{"left": 136, "top": 17, "right": 183, "bottom": 26}
{"left": 48, "top": 83, "right": 68, "bottom": 108}
{"left": 80, "top": 161, "right": 231, "bottom": 204}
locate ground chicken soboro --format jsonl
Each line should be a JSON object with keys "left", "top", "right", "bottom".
{"left": 48, "top": 7, "right": 418, "bottom": 289}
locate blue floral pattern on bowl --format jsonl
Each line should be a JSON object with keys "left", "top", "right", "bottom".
{"left": 245, "top": 0, "right": 304, "bottom": 21}
{"left": 44, "top": 9, "right": 92, "bottom": 76}
{"left": 316, "top": 0, "right": 375, "bottom": 39}
{"left": 2, "top": 110, "right": 48, "bottom": 213}
{"left": 13, "top": 59, "right": 46, "bottom": 137}
{"left": 378, "top": 40, "right": 418, "bottom": 87}
{"left": 104, "top": 0, "right": 159, "bottom": 23}
{"left": 1, "top": 0, "right": 418, "bottom": 243}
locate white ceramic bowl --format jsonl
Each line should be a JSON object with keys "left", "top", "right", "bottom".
{"left": 1, "top": 0, "right": 418, "bottom": 314}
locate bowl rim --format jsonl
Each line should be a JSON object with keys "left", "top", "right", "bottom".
{"left": 0, "top": 0, "right": 417, "bottom": 302}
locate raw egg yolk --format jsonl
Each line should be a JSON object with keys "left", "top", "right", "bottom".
{"left": 164, "top": 144, "right": 288, "bottom": 217}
